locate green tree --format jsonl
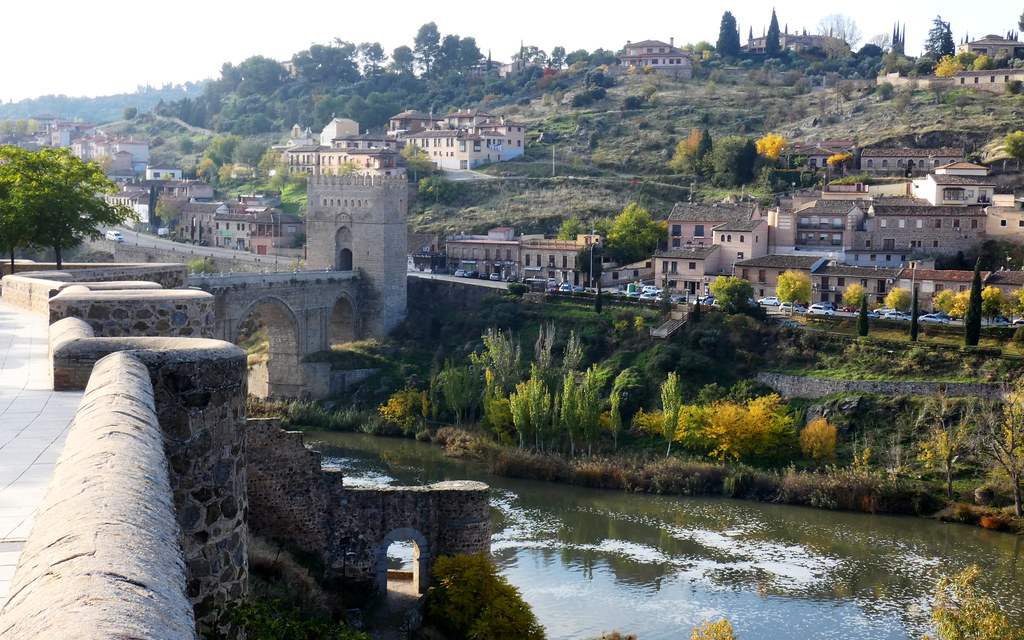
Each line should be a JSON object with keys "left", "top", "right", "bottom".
{"left": 716, "top": 11, "right": 741, "bottom": 58}
{"left": 711, "top": 136, "right": 757, "bottom": 186}
{"left": 910, "top": 288, "right": 920, "bottom": 341}
{"left": 709, "top": 275, "right": 754, "bottom": 314}
{"left": 977, "top": 381, "right": 1024, "bottom": 517}
{"left": 0, "top": 179, "right": 33, "bottom": 271}
{"left": 605, "top": 203, "right": 666, "bottom": 265}
{"left": 964, "top": 258, "right": 983, "bottom": 346}
{"left": 925, "top": 16, "right": 955, "bottom": 59}
{"left": 777, "top": 270, "right": 811, "bottom": 309}
{"left": 469, "top": 328, "right": 522, "bottom": 397}
{"left": 414, "top": 22, "right": 442, "bottom": 75}
{"left": 390, "top": 45, "right": 415, "bottom": 74}
{"left": 558, "top": 215, "right": 585, "bottom": 240}
{"left": 858, "top": 295, "right": 869, "bottom": 336}
{"left": 0, "top": 146, "right": 133, "bottom": 268}
{"left": 401, "top": 143, "right": 434, "bottom": 180}
{"left": 122, "top": 106, "right": 138, "bottom": 120}
{"left": 925, "top": 565, "right": 1022, "bottom": 640}
{"left": 1004, "top": 130, "right": 1024, "bottom": 162}
{"left": 660, "top": 372, "right": 683, "bottom": 457}
{"left": 765, "top": 8, "right": 782, "bottom": 56}
{"left": 579, "top": 365, "right": 603, "bottom": 456}
{"left": 437, "top": 361, "right": 481, "bottom": 425}
{"left": 509, "top": 364, "right": 552, "bottom": 450}
{"left": 257, "top": 148, "right": 284, "bottom": 181}
{"left": 426, "top": 553, "right": 545, "bottom": 640}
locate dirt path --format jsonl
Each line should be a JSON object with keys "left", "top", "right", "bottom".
{"left": 364, "top": 580, "right": 423, "bottom": 640}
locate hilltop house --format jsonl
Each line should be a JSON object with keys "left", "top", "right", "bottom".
{"left": 957, "top": 34, "right": 1024, "bottom": 58}
{"left": 402, "top": 109, "right": 525, "bottom": 170}
{"left": 618, "top": 40, "right": 692, "bottom": 79}
{"left": 859, "top": 148, "right": 964, "bottom": 174}
{"left": 911, "top": 162, "right": 995, "bottom": 206}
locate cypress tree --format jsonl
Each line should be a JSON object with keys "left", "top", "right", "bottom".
{"left": 964, "top": 258, "right": 983, "bottom": 346}
{"left": 595, "top": 281, "right": 603, "bottom": 314}
{"left": 691, "top": 300, "right": 701, "bottom": 325}
{"left": 717, "top": 11, "right": 741, "bottom": 58}
{"left": 765, "top": 9, "right": 781, "bottom": 56}
{"left": 857, "top": 295, "right": 869, "bottom": 337}
{"left": 910, "top": 288, "right": 919, "bottom": 342}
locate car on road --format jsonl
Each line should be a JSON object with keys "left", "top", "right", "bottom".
{"left": 639, "top": 291, "right": 659, "bottom": 300}
{"left": 558, "top": 281, "right": 574, "bottom": 292}
{"left": 669, "top": 294, "right": 686, "bottom": 303}
{"left": 757, "top": 296, "right": 780, "bottom": 306}
{"left": 840, "top": 305, "right": 860, "bottom": 313}
{"left": 453, "top": 269, "right": 466, "bottom": 277}
{"left": 505, "top": 275, "right": 518, "bottom": 283}
{"left": 779, "top": 302, "right": 805, "bottom": 313}
{"left": 986, "top": 316, "right": 1011, "bottom": 326}
{"left": 641, "top": 285, "right": 663, "bottom": 296}
{"left": 874, "top": 307, "right": 896, "bottom": 316}
{"left": 919, "top": 313, "right": 950, "bottom": 324}
{"left": 881, "top": 310, "right": 912, "bottom": 321}
{"left": 105, "top": 230, "right": 125, "bottom": 243}
{"left": 817, "top": 301, "right": 837, "bottom": 311}
{"left": 489, "top": 273, "right": 502, "bottom": 281}
{"left": 807, "top": 304, "right": 836, "bottom": 316}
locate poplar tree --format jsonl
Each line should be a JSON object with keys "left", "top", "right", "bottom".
{"left": 964, "top": 258, "right": 982, "bottom": 346}
{"left": 910, "top": 288, "right": 920, "bottom": 342}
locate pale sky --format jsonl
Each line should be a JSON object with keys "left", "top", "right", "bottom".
{"left": 2, "top": 1, "right": 1019, "bottom": 103}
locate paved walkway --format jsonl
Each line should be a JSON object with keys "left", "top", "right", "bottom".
{"left": 0, "top": 301, "right": 81, "bottom": 601}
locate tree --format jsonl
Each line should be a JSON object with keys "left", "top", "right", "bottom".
{"left": 1004, "top": 130, "right": 1024, "bottom": 162}
{"left": 709, "top": 275, "right": 754, "bottom": 314}
{"left": 0, "top": 146, "right": 133, "bottom": 268}
{"left": 716, "top": 12, "right": 741, "bottom": 58}
{"left": 925, "top": 565, "right": 1022, "bottom": 640}
{"left": 427, "top": 553, "right": 545, "bottom": 640}
{"left": 390, "top": 45, "right": 415, "bottom": 74}
{"left": 777, "top": 270, "right": 811, "bottom": 309}
{"left": 549, "top": 46, "right": 566, "bottom": 68}
{"left": 509, "top": 365, "right": 552, "bottom": 450}
{"left": 858, "top": 295, "right": 869, "bottom": 336}
{"left": 800, "top": 417, "right": 837, "bottom": 463}
{"left": 765, "top": 9, "right": 782, "bottom": 56}
{"left": 413, "top": 22, "right": 441, "bottom": 75}
{"left": 818, "top": 14, "right": 861, "bottom": 58}
{"left": 357, "top": 42, "right": 387, "bottom": 76}
{"left": 379, "top": 388, "right": 428, "bottom": 431}
{"left": 843, "top": 283, "right": 867, "bottom": 307}
{"left": 401, "top": 144, "right": 434, "bottom": 180}
{"left": 964, "top": 258, "right": 983, "bottom": 346}
{"left": 122, "top": 106, "right": 138, "bottom": 120}
{"left": 605, "top": 203, "right": 666, "bottom": 265}
{"left": 711, "top": 136, "right": 757, "bottom": 186}
{"left": 700, "top": 394, "right": 794, "bottom": 462}
{"left": 933, "top": 289, "right": 956, "bottom": 314}
{"left": 755, "top": 133, "right": 787, "bottom": 160}
{"left": 558, "top": 215, "right": 585, "bottom": 240}
{"left": 925, "top": 16, "right": 955, "bottom": 60}
{"left": 917, "top": 394, "right": 970, "bottom": 501}
{"left": 437, "top": 361, "right": 481, "bottom": 425}
{"left": 977, "top": 381, "right": 1024, "bottom": 517}
{"left": 660, "top": 372, "right": 683, "bottom": 457}
{"left": 934, "top": 55, "right": 965, "bottom": 77}
{"left": 885, "top": 287, "right": 911, "bottom": 312}
{"left": 691, "top": 618, "right": 738, "bottom": 640}
{"left": 981, "top": 286, "right": 1006, "bottom": 321}
{"left": 910, "top": 288, "right": 920, "bottom": 341}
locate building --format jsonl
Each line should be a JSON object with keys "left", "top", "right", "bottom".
{"left": 744, "top": 31, "right": 833, "bottom": 54}
{"left": 520, "top": 234, "right": 597, "bottom": 285}
{"left": 911, "top": 162, "right": 995, "bottom": 207}
{"left": 145, "top": 164, "right": 183, "bottom": 181}
{"left": 320, "top": 118, "right": 360, "bottom": 146}
{"left": 446, "top": 227, "right": 520, "bottom": 278}
{"left": 957, "top": 34, "right": 1024, "bottom": 58}
{"left": 810, "top": 264, "right": 902, "bottom": 305}
{"left": 618, "top": 40, "right": 693, "bottom": 79}
{"left": 734, "top": 255, "right": 827, "bottom": 300}
{"left": 71, "top": 134, "right": 149, "bottom": 172}
{"left": 893, "top": 268, "right": 977, "bottom": 305}
{"left": 847, "top": 203, "right": 986, "bottom": 267}
{"left": 403, "top": 111, "right": 525, "bottom": 170}
{"left": 859, "top": 148, "right": 964, "bottom": 174}
{"left": 653, "top": 246, "right": 720, "bottom": 297}
{"left": 444, "top": 228, "right": 600, "bottom": 284}
{"left": 666, "top": 202, "right": 762, "bottom": 248}
{"left": 984, "top": 194, "right": 1024, "bottom": 237}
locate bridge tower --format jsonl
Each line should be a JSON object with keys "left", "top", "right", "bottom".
{"left": 306, "top": 175, "right": 408, "bottom": 336}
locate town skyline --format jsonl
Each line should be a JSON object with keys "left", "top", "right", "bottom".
{"left": 2, "top": 0, "right": 1019, "bottom": 104}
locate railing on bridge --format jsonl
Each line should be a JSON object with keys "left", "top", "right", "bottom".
{"left": 188, "top": 269, "right": 358, "bottom": 288}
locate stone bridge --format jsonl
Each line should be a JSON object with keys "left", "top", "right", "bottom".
{"left": 189, "top": 270, "right": 368, "bottom": 398}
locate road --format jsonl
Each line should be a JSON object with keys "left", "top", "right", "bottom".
{"left": 407, "top": 271, "right": 509, "bottom": 290}
{"left": 103, "top": 227, "right": 277, "bottom": 266}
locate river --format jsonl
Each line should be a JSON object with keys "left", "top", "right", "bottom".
{"left": 306, "top": 431, "right": 1024, "bottom": 640}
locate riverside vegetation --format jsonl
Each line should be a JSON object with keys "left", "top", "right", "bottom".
{"left": 251, "top": 286, "right": 1024, "bottom": 532}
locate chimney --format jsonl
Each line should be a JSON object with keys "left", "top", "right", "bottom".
{"left": 670, "top": 37, "right": 674, "bottom": 47}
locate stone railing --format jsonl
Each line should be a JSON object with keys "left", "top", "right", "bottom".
{"left": 0, "top": 352, "right": 197, "bottom": 640}
{"left": 1, "top": 263, "right": 187, "bottom": 287}
{"left": 756, "top": 372, "right": 1003, "bottom": 400}
{"left": 1, "top": 271, "right": 180, "bottom": 316}
{"left": 48, "top": 287, "right": 214, "bottom": 338}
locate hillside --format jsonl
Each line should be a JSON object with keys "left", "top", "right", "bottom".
{"left": 0, "top": 83, "right": 203, "bottom": 125}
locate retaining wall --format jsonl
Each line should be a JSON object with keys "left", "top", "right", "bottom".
{"left": 0, "top": 353, "right": 197, "bottom": 640}
{"left": 1, "top": 263, "right": 187, "bottom": 287}
{"left": 756, "top": 372, "right": 1003, "bottom": 399}
{"left": 49, "top": 288, "right": 215, "bottom": 338}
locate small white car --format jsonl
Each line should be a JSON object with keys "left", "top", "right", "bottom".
{"left": 105, "top": 230, "right": 125, "bottom": 243}
{"left": 807, "top": 304, "right": 836, "bottom": 316}
{"left": 758, "top": 296, "right": 780, "bottom": 306}
{"left": 919, "top": 313, "right": 950, "bottom": 324}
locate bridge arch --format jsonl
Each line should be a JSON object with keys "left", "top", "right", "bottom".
{"left": 374, "top": 527, "right": 431, "bottom": 596}
{"left": 233, "top": 295, "right": 303, "bottom": 398}
{"left": 336, "top": 227, "right": 353, "bottom": 271}
{"left": 328, "top": 293, "right": 359, "bottom": 346}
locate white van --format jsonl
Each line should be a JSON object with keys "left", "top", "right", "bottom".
{"left": 105, "top": 230, "right": 125, "bottom": 243}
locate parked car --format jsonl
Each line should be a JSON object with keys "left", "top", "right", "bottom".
{"left": 779, "top": 302, "right": 804, "bottom": 313}
{"left": 105, "top": 230, "right": 125, "bottom": 243}
{"left": 453, "top": 269, "right": 466, "bottom": 277}
{"left": 757, "top": 296, "right": 780, "bottom": 306}
{"left": 840, "top": 305, "right": 860, "bottom": 313}
{"left": 794, "top": 301, "right": 808, "bottom": 310}
{"left": 669, "top": 294, "right": 687, "bottom": 303}
{"left": 881, "top": 310, "right": 911, "bottom": 321}
{"left": 874, "top": 307, "right": 895, "bottom": 316}
{"left": 639, "top": 291, "right": 659, "bottom": 300}
{"left": 865, "top": 309, "right": 880, "bottom": 319}
{"left": 558, "top": 281, "right": 573, "bottom": 292}
{"left": 489, "top": 273, "right": 502, "bottom": 281}
{"left": 807, "top": 304, "right": 836, "bottom": 316}
{"left": 477, "top": 272, "right": 491, "bottom": 280}
{"left": 641, "top": 285, "right": 663, "bottom": 296}
{"left": 505, "top": 275, "right": 519, "bottom": 283}
{"left": 986, "top": 316, "right": 1011, "bottom": 326}
{"left": 919, "top": 313, "right": 950, "bottom": 324}
{"left": 464, "top": 270, "right": 479, "bottom": 279}
{"left": 818, "top": 301, "right": 837, "bottom": 311}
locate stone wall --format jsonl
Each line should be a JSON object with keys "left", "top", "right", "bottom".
{"left": 756, "top": 372, "right": 1002, "bottom": 399}
{"left": 46, "top": 317, "right": 249, "bottom": 632}
{"left": 246, "top": 418, "right": 491, "bottom": 595}
{"left": 1, "top": 263, "right": 187, "bottom": 287}
{"left": 49, "top": 288, "right": 215, "bottom": 338}
{"left": 407, "top": 276, "right": 502, "bottom": 310}
{"left": 0, "top": 353, "right": 197, "bottom": 640}
{"left": 80, "top": 240, "right": 281, "bottom": 275}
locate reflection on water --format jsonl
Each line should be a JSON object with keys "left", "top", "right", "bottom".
{"left": 309, "top": 432, "right": 1024, "bottom": 640}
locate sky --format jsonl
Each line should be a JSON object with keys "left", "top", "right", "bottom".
{"left": 1, "top": 1, "right": 1020, "bottom": 103}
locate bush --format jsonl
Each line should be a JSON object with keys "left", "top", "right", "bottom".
{"left": 507, "top": 282, "right": 527, "bottom": 297}
{"left": 622, "top": 95, "right": 644, "bottom": 109}
{"left": 1007, "top": 80, "right": 1022, "bottom": 95}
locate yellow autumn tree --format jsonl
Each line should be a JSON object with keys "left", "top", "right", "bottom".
{"left": 933, "top": 289, "right": 956, "bottom": 314}
{"left": 755, "top": 133, "right": 787, "bottom": 160}
{"left": 884, "top": 287, "right": 911, "bottom": 312}
{"left": 800, "top": 417, "right": 837, "bottom": 463}
{"left": 379, "top": 388, "right": 428, "bottom": 431}
{"left": 934, "top": 55, "right": 966, "bottom": 77}
{"left": 702, "top": 394, "right": 793, "bottom": 461}
{"left": 981, "top": 285, "right": 1006, "bottom": 320}
{"left": 842, "top": 283, "right": 866, "bottom": 307}
{"left": 950, "top": 290, "right": 972, "bottom": 317}
{"left": 826, "top": 152, "right": 853, "bottom": 167}
{"left": 691, "top": 618, "right": 739, "bottom": 640}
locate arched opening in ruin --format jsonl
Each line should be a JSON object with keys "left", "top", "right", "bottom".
{"left": 328, "top": 296, "right": 357, "bottom": 347}
{"left": 374, "top": 527, "right": 430, "bottom": 596}
{"left": 336, "top": 227, "right": 353, "bottom": 271}
{"left": 234, "top": 297, "right": 302, "bottom": 398}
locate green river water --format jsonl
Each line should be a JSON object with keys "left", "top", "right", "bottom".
{"left": 306, "top": 431, "right": 1024, "bottom": 640}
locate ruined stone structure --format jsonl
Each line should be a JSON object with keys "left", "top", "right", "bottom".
{"left": 0, "top": 265, "right": 490, "bottom": 639}
{"left": 305, "top": 174, "right": 409, "bottom": 336}
{"left": 756, "top": 372, "right": 1002, "bottom": 400}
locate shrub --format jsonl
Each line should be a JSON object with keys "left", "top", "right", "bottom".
{"left": 1007, "top": 80, "right": 1022, "bottom": 95}
{"left": 507, "top": 282, "right": 527, "bottom": 297}
{"left": 622, "top": 95, "right": 644, "bottom": 109}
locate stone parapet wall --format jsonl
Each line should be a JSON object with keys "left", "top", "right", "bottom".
{"left": 1, "top": 274, "right": 66, "bottom": 314}
{"left": 0, "top": 353, "right": 197, "bottom": 640}
{"left": 756, "top": 372, "right": 1002, "bottom": 399}
{"left": 49, "top": 288, "right": 215, "bottom": 338}
{"left": 82, "top": 240, "right": 285, "bottom": 275}
{"left": 1, "top": 263, "right": 187, "bottom": 287}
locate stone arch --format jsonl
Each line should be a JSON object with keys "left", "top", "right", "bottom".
{"left": 335, "top": 226, "right": 353, "bottom": 271}
{"left": 233, "top": 296, "right": 302, "bottom": 398}
{"left": 328, "top": 295, "right": 358, "bottom": 346}
{"left": 374, "top": 527, "right": 431, "bottom": 596}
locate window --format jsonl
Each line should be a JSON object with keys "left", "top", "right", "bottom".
{"left": 612, "top": 271, "right": 619, "bottom": 280}
{"left": 662, "top": 261, "right": 669, "bottom": 273}
{"left": 933, "top": 240, "right": 939, "bottom": 248}
{"left": 866, "top": 159, "right": 874, "bottom": 168}
{"left": 865, "top": 240, "right": 871, "bottom": 248}
{"left": 562, "top": 255, "right": 568, "bottom": 268}
{"left": 672, "top": 238, "right": 680, "bottom": 247}
{"left": 758, "top": 270, "right": 766, "bottom": 283}
{"left": 971, "top": 219, "right": 978, "bottom": 229}
{"left": 689, "top": 262, "right": 697, "bottom": 270}
{"left": 694, "top": 224, "right": 705, "bottom": 237}
{"left": 525, "top": 254, "right": 531, "bottom": 266}
{"left": 882, "top": 159, "right": 889, "bottom": 168}
{"left": 915, "top": 219, "right": 923, "bottom": 229}
{"left": 837, "top": 277, "right": 845, "bottom": 287}
{"left": 671, "top": 261, "right": 678, "bottom": 273}
{"left": 736, "top": 252, "right": 744, "bottom": 260}
{"left": 869, "top": 255, "right": 876, "bottom": 261}
{"left": 898, "top": 219, "right": 905, "bottom": 229}
{"left": 739, "top": 235, "right": 744, "bottom": 243}
{"left": 741, "top": 268, "right": 749, "bottom": 279}
{"left": 880, "top": 219, "right": 887, "bottom": 228}
{"left": 934, "top": 219, "right": 942, "bottom": 229}
{"left": 671, "top": 224, "right": 681, "bottom": 236}
{"left": 953, "top": 219, "right": 961, "bottom": 228}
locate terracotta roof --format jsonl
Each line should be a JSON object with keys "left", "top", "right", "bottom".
{"left": 654, "top": 245, "right": 719, "bottom": 260}
{"left": 939, "top": 162, "right": 988, "bottom": 171}
{"left": 813, "top": 264, "right": 902, "bottom": 278}
{"left": 734, "top": 254, "right": 825, "bottom": 269}
{"left": 870, "top": 205, "right": 986, "bottom": 217}
{"left": 391, "top": 110, "right": 438, "bottom": 120}
{"left": 986, "top": 270, "right": 1024, "bottom": 286}
{"left": 446, "top": 109, "right": 494, "bottom": 118}
{"left": 668, "top": 202, "right": 758, "bottom": 223}
{"left": 861, "top": 147, "right": 964, "bottom": 157}
{"left": 408, "top": 130, "right": 469, "bottom": 139}
{"left": 713, "top": 219, "right": 765, "bottom": 232}
{"left": 900, "top": 268, "right": 975, "bottom": 282}
{"left": 796, "top": 200, "right": 869, "bottom": 213}
{"left": 928, "top": 174, "right": 995, "bottom": 186}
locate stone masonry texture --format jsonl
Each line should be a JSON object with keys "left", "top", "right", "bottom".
{"left": 756, "top": 372, "right": 1002, "bottom": 399}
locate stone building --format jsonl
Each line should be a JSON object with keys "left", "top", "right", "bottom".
{"left": 911, "top": 162, "right": 995, "bottom": 206}
{"left": 305, "top": 174, "right": 409, "bottom": 336}
{"left": 811, "top": 264, "right": 902, "bottom": 305}
{"left": 734, "top": 254, "right": 827, "bottom": 300}
{"left": 666, "top": 202, "right": 762, "bottom": 248}
{"left": 847, "top": 203, "right": 986, "bottom": 267}
{"left": 618, "top": 39, "right": 693, "bottom": 79}
{"left": 859, "top": 148, "right": 964, "bottom": 174}
{"left": 653, "top": 245, "right": 720, "bottom": 297}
